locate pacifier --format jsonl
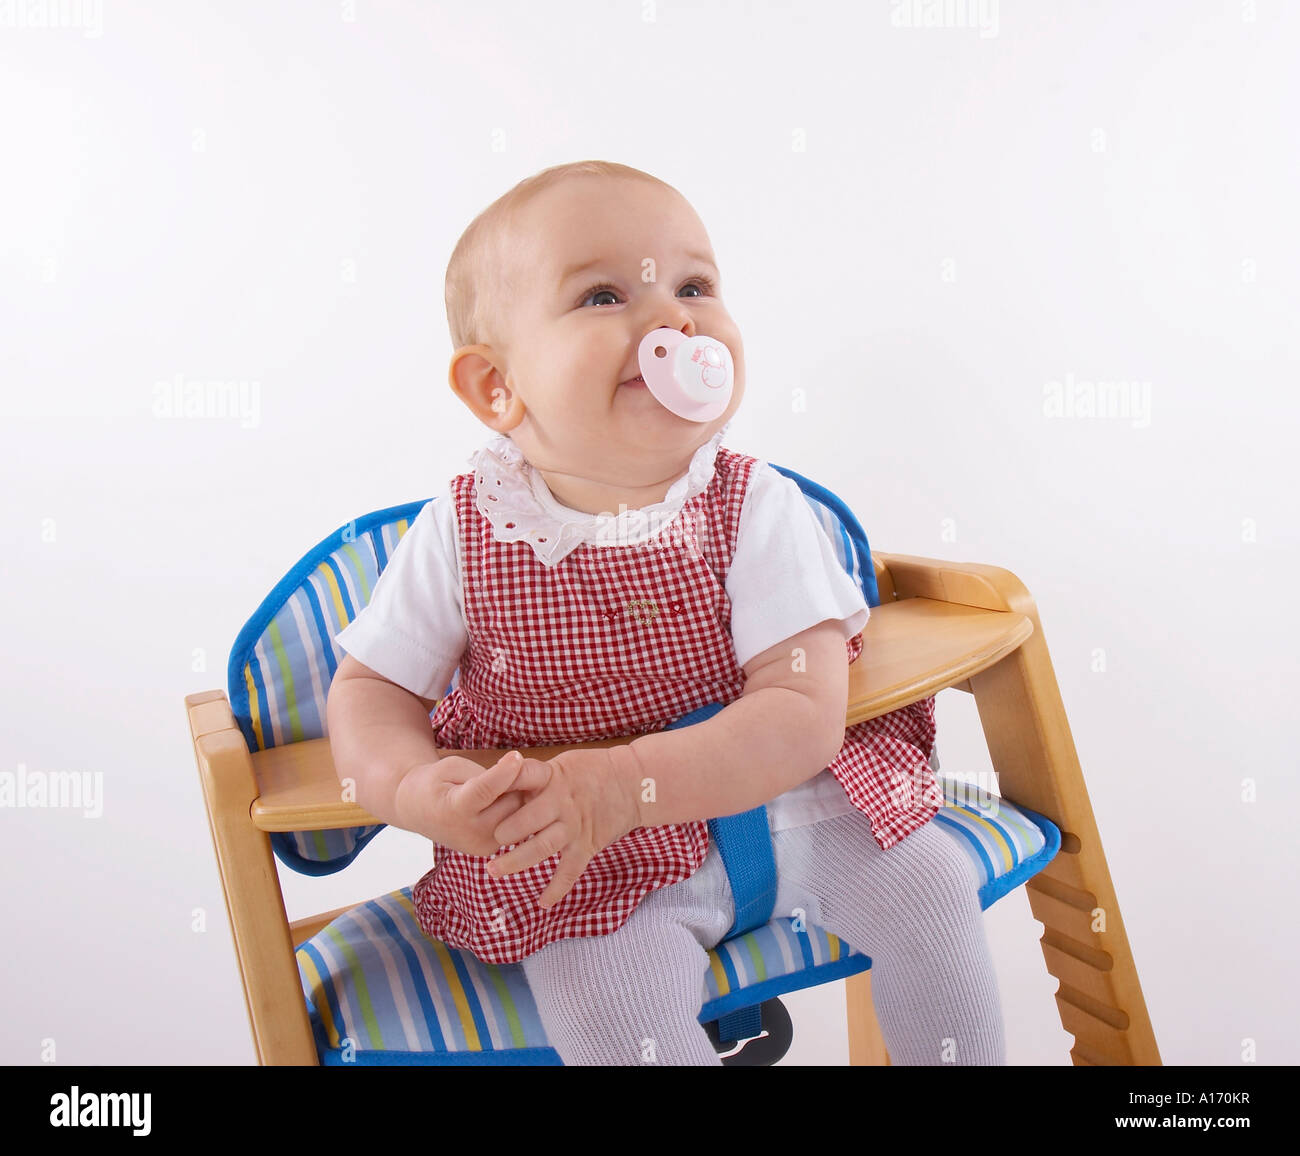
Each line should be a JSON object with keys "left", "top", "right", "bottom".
{"left": 636, "top": 327, "right": 734, "bottom": 422}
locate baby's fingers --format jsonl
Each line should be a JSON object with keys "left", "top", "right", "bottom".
{"left": 455, "top": 752, "right": 527, "bottom": 812}
{"left": 537, "top": 848, "right": 589, "bottom": 909}
{"left": 475, "top": 788, "right": 528, "bottom": 830}
{"left": 491, "top": 782, "right": 563, "bottom": 849}
{"left": 501, "top": 755, "right": 552, "bottom": 795}
{"left": 487, "top": 819, "right": 566, "bottom": 878}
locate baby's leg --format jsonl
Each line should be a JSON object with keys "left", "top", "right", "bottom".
{"left": 518, "top": 841, "right": 735, "bottom": 1066}
{"left": 773, "top": 812, "right": 1006, "bottom": 1065}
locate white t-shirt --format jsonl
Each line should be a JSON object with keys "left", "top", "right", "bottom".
{"left": 335, "top": 454, "right": 871, "bottom": 832}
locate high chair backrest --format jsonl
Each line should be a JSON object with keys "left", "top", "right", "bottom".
{"left": 228, "top": 466, "right": 880, "bottom": 876}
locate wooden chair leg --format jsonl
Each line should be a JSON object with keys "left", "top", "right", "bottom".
{"left": 968, "top": 622, "right": 1162, "bottom": 1066}
{"left": 846, "top": 971, "right": 890, "bottom": 1065}
{"left": 188, "top": 692, "right": 318, "bottom": 1065}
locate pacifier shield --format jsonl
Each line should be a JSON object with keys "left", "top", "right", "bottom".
{"left": 636, "top": 328, "right": 734, "bottom": 422}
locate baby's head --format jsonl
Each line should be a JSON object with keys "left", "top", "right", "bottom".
{"left": 444, "top": 161, "right": 745, "bottom": 513}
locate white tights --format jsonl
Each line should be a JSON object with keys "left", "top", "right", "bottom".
{"left": 517, "top": 810, "right": 1007, "bottom": 1065}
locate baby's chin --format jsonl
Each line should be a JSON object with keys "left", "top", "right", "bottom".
{"left": 607, "top": 416, "right": 715, "bottom": 454}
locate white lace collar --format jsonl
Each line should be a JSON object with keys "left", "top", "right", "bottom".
{"left": 467, "top": 420, "right": 734, "bottom": 566}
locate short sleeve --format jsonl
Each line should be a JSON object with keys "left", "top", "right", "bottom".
{"left": 333, "top": 491, "right": 468, "bottom": 700}
{"left": 726, "top": 461, "right": 870, "bottom": 671}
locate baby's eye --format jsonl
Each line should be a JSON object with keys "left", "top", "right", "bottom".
{"left": 678, "top": 278, "right": 714, "bottom": 298}
{"left": 578, "top": 276, "right": 715, "bottom": 308}
{"left": 581, "top": 285, "right": 620, "bottom": 307}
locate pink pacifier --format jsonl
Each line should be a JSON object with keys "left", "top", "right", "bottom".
{"left": 636, "top": 327, "right": 734, "bottom": 422}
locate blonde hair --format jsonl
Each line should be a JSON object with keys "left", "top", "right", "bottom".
{"left": 444, "top": 160, "right": 680, "bottom": 351}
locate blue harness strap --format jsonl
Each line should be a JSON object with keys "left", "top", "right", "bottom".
{"left": 663, "top": 702, "right": 777, "bottom": 942}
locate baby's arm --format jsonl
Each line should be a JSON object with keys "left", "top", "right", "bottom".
{"left": 327, "top": 655, "right": 444, "bottom": 830}
{"left": 326, "top": 654, "right": 546, "bottom": 853}
{"left": 609, "top": 617, "right": 848, "bottom": 827}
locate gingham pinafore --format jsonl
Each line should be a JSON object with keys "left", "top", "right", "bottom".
{"left": 411, "top": 445, "right": 942, "bottom": 964}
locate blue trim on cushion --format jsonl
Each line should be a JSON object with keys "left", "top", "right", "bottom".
{"left": 664, "top": 702, "right": 778, "bottom": 942}
{"left": 227, "top": 498, "right": 430, "bottom": 754}
{"left": 768, "top": 463, "right": 880, "bottom": 609}
{"left": 976, "top": 802, "right": 1061, "bottom": 909}
{"left": 319, "top": 1046, "right": 563, "bottom": 1066}
{"left": 270, "top": 828, "right": 388, "bottom": 877}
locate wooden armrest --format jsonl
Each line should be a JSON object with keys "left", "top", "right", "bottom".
{"left": 874, "top": 552, "right": 1036, "bottom": 615}
{"left": 238, "top": 597, "right": 1029, "bottom": 833}
{"left": 845, "top": 597, "right": 1031, "bottom": 723}
{"left": 248, "top": 734, "right": 640, "bottom": 833}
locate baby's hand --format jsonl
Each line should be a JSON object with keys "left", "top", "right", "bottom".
{"left": 485, "top": 747, "right": 641, "bottom": 909}
{"left": 398, "top": 751, "right": 550, "bottom": 857}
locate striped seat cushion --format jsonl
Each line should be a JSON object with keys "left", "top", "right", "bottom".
{"left": 295, "top": 787, "right": 1059, "bottom": 1065}
{"left": 230, "top": 502, "right": 428, "bottom": 875}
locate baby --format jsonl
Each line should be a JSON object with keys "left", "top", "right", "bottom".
{"left": 326, "top": 160, "right": 1006, "bottom": 1066}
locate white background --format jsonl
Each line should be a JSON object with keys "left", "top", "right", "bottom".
{"left": 1, "top": 0, "right": 1296, "bottom": 1067}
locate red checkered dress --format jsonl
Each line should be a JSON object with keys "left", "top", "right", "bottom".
{"left": 412, "top": 445, "right": 941, "bottom": 964}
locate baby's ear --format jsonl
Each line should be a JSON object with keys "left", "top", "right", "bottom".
{"left": 448, "top": 345, "right": 524, "bottom": 433}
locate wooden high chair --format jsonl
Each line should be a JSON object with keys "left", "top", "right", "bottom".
{"left": 187, "top": 474, "right": 1160, "bottom": 1066}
